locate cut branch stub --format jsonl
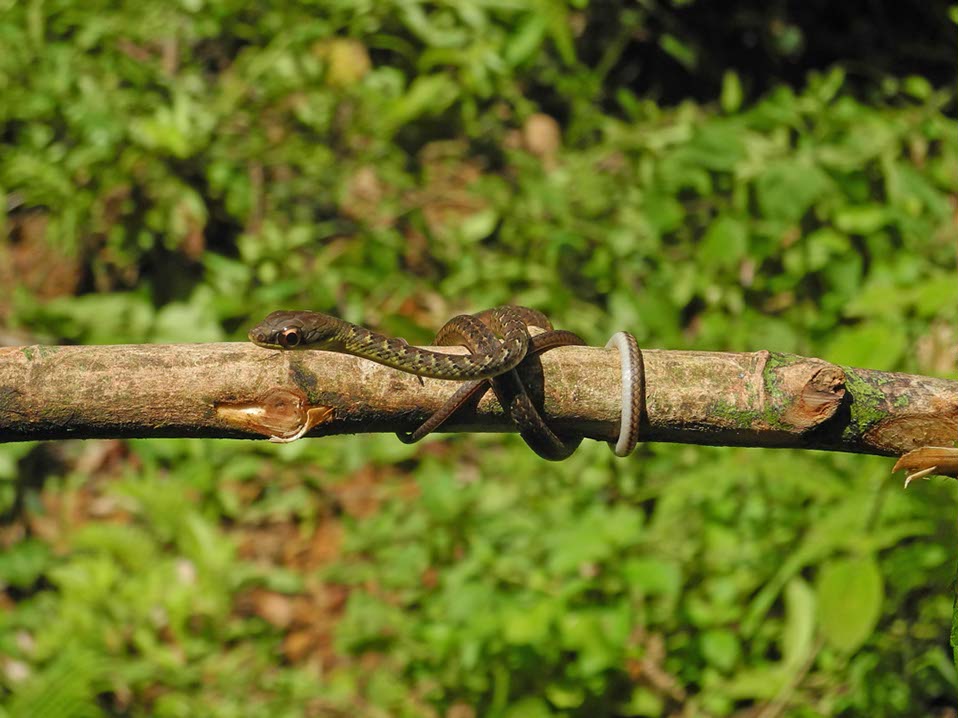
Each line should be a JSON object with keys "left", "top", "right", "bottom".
{"left": 672, "top": 351, "right": 846, "bottom": 445}
{"left": 215, "top": 388, "right": 334, "bottom": 442}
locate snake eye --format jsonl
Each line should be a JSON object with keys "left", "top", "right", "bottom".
{"left": 278, "top": 327, "right": 302, "bottom": 348}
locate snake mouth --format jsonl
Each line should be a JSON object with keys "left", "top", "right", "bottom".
{"left": 248, "top": 328, "right": 279, "bottom": 348}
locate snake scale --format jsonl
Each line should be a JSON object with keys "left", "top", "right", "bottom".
{"left": 248, "top": 306, "right": 583, "bottom": 459}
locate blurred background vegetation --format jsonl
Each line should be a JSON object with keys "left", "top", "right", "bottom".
{"left": 0, "top": 1, "right": 957, "bottom": 716}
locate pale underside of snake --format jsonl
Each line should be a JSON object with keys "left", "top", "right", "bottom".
{"left": 248, "top": 306, "right": 583, "bottom": 459}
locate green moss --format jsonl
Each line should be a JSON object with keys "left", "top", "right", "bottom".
{"left": 709, "top": 354, "right": 810, "bottom": 431}
{"left": 760, "top": 353, "right": 800, "bottom": 430}
{"left": 763, "top": 352, "right": 800, "bottom": 373}
{"left": 711, "top": 400, "right": 760, "bottom": 429}
{"left": 841, "top": 368, "right": 889, "bottom": 436}
{"left": 19, "top": 346, "right": 60, "bottom": 362}
{"left": 891, "top": 393, "right": 910, "bottom": 409}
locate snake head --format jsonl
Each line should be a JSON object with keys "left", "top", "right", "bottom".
{"left": 248, "top": 311, "right": 341, "bottom": 350}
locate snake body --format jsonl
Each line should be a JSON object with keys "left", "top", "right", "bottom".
{"left": 398, "top": 311, "right": 584, "bottom": 460}
{"left": 249, "top": 305, "right": 586, "bottom": 459}
{"left": 248, "top": 307, "right": 530, "bottom": 380}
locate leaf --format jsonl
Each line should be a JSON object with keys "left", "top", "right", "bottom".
{"left": 545, "top": 680, "right": 585, "bottom": 709}
{"left": 842, "top": 278, "right": 904, "bottom": 319}
{"left": 619, "top": 687, "right": 664, "bottom": 717}
{"left": 659, "top": 33, "right": 697, "bottom": 69}
{"left": 825, "top": 321, "right": 907, "bottom": 369}
{"left": 885, "top": 162, "right": 951, "bottom": 219}
{"left": 902, "top": 75, "right": 932, "bottom": 100}
{"left": 152, "top": 300, "right": 224, "bottom": 343}
{"left": 641, "top": 191, "right": 684, "bottom": 234}
{"left": 755, "top": 160, "right": 832, "bottom": 222}
{"left": 622, "top": 557, "right": 682, "bottom": 596}
{"left": 725, "top": 580, "right": 817, "bottom": 699}
{"left": 558, "top": 606, "right": 629, "bottom": 675}
{"left": 701, "top": 215, "right": 747, "bottom": 268}
{"left": 683, "top": 121, "right": 746, "bottom": 171}
{"left": 547, "top": 524, "right": 610, "bottom": 574}
{"left": 27, "top": 293, "right": 155, "bottom": 344}
{"left": 721, "top": 71, "right": 743, "bottom": 113}
{"left": 503, "top": 697, "right": 553, "bottom": 718}
{"left": 783, "top": 227, "right": 850, "bottom": 275}
{"left": 782, "top": 577, "right": 816, "bottom": 671}
{"left": 816, "top": 554, "right": 884, "bottom": 653}
{"left": 503, "top": 600, "right": 557, "bottom": 645}
{"left": 600, "top": 504, "right": 644, "bottom": 547}
{"left": 457, "top": 208, "right": 499, "bottom": 243}
{"left": 0, "top": 539, "right": 52, "bottom": 589}
{"left": 69, "top": 524, "right": 157, "bottom": 571}
{"left": 952, "top": 557, "right": 958, "bottom": 676}
{"left": 6, "top": 648, "right": 103, "bottom": 718}
{"left": 724, "top": 665, "right": 787, "bottom": 701}
{"left": 700, "top": 628, "right": 741, "bottom": 672}
{"left": 381, "top": 74, "right": 459, "bottom": 134}
{"left": 539, "top": 0, "right": 575, "bottom": 65}
{"left": 833, "top": 204, "right": 892, "bottom": 234}
{"left": 504, "top": 14, "right": 548, "bottom": 67}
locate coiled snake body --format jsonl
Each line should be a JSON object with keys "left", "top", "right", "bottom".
{"left": 248, "top": 306, "right": 583, "bottom": 459}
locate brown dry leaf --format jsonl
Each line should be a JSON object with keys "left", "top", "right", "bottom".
{"left": 0, "top": 212, "right": 82, "bottom": 316}
{"left": 327, "top": 465, "right": 387, "bottom": 518}
{"left": 242, "top": 588, "right": 296, "bottom": 629}
{"left": 283, "top": 629, "right": 318, "bottom": 663}
{"left": 304, "top": 521, "right": 343, "bottom": 568}
{"left": 314, "top": 38, "right": 372, "bottom": 87}
{"left": 237, "top": 523, "right": 300, "bottom": 563}
{"left": 280, "top": 520, "right": 343, "bottom": 571}
{"left": 279, "top": 584, "right": 349, "bottom": 666}
{"left": 341, "top": 166, "right": 393, "bottom": 226}
{"left": 172, "top": 199, "right": 205, "bottom": 260}
{"left": 894, "top": 446, "right": 958, "bottom": 487}
{"left": 914, "top": 321, "right": 957, "bottom": 376}
{"left": 73, "top": 440, "right": 128, "bottom": 476}
{"left": 625, "top": 628, "right": 686, "bottom": 702}
{"left": 522, "top": 113, "right": 561, "bottom": 161}
{"left": 415, "top": 141, "right": 489, "bottom": 240}
{"left": 421, "top": 567, "right": 439, "bottom": 590}
{"left": 401, "top": 224, "right": 433, "bottom": 276}
{"left": 446, "top": 704, "right": 476, "bottom": 718}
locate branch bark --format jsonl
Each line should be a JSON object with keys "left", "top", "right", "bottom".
{"left": 0, "top": 343, "right": 954, "bottom": 459}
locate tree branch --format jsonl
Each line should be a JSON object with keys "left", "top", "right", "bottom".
{"left": 0, "top": 343, "right": 954, "bottom": 460}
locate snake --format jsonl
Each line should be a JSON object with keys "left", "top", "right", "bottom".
{"left": 248, "top": 306, "right": 584, "bottom": 459}
{"left": 396, "top": 308, "right": 585, "bottom": 460}
{"left": 248, "top": 307, "right": 532, "bottom": 380}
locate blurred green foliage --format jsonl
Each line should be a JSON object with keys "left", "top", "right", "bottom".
{"left": 0, "top": 1, "right": 956, "bottom": 716}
